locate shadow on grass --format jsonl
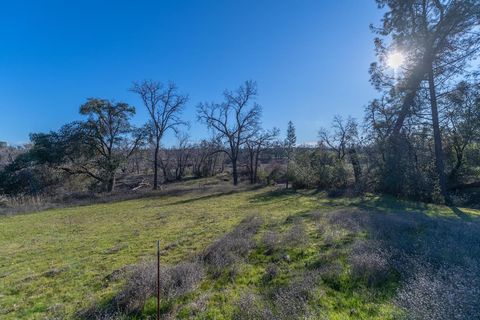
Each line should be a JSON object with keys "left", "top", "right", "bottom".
{"left": 163, "top": 190, "right": 239, "bottom": 206}
{"left": 355, "top": 194, "right": 478, "bottom": 221}
{"left": 248, "top": 188, "right": 302, "bottom": 204}
{"left": 450, "top": 206, "right": 471, "bottom": 220}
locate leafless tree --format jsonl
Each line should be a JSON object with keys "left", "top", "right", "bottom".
{"left": 173, "top": 133, "right": 191, "bottom": 181}
{"left": 131, "top": 80, "right": 188, "bottom": 190}
{"left": 246, "top": 128, "right": 279, "bottom": 184}
{"left": 197, "top": 81, "right": 261, "bottom": 185}
{"left": 191, "top": 139, "right": 225, "bottom": 178}
{"left": 319, "top": 116, "right": 358, "bottom": 160}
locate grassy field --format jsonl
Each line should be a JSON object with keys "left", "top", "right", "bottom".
{"left": 1, "top": 179, "right": 479, "bottom": 319}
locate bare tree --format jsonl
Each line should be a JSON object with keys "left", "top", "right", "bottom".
{"left": 173, "top": 133, "right": 191, "bottom": 181}
{"left": 191, "top": 138, "right": 225, "bottom": 178}
{"left": 319, "top": 116, "right": 362, "bottom": 186}
{"left": 131, "top": 80, "right": 188, "bottom": 190}
{"left": 246, "top": 128, "right": 279, "bottom": 184}
{"left": 197, "top": 81, "right": 261, "bottom": 185}
{"left": 319, "top": 116, "right": 357, "bottom": 160}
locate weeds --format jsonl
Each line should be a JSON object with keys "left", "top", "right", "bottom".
{"left": 348, "top": 240, "right": 391, "bottom": 287}
{"left": 281, "top": 219, "right": 309, "bottom": 248}
{"left": 202, "top": 215, "right": 263, "bottom": 278}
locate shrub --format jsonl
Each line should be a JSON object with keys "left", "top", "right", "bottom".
{"left": 162, "top": 262, "right": 204, "bottom": 298}
{"left": 202, "top": 215, "right": 263, "bottom": 278}
{"left": 80, "top": 261, "right": 204, "bottom": 318}
{"left": 271, "top": 272, "right": 319, "bottom": 320}
{"left": 112, "top": 261, "right": 156, "bottom": 314}
{"left": 324, "top": 207, "right": 480, "bottom": 318}
{"left": 233, "top": 293, "right": 274, "bottom": 320}
{"left": 348, "top": 240, "right": 391, "bottom": 287}
{"left": 282, "top": 219, "right": 309, "bottom": 248}
{"left": 262, "top": 230, "right": 280, "bottom": 255}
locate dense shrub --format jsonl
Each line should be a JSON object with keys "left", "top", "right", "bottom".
{"left": 289, "top": 149, "right": 349, "bottom": 190}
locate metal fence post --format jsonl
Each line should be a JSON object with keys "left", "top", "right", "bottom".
{"left": 157, "top": 240, "right": 160, "bottom": 320}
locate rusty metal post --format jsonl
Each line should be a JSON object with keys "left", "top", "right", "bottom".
{"left": 157, "top": 240, "right": 160, "bottom": 320}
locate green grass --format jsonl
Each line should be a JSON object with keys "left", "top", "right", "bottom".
{"left": 1, "top": 183, "right": 478, "bottom": 319}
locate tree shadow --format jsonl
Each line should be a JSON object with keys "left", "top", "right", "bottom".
{"left": 449, "top": 206, "right": 471, "bottom": 220}
{"left": 248, "top": 188, "right": 302, "bottom": 203}
{"left": 163, "top": 190, "right": 239, "bottom": 206}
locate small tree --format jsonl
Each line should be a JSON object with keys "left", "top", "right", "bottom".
{"left": 246, "top": 128, "right": 279, "bottom": 184}
{"left": 319, "top": 116, "right": 362, "bottom": 186}
{"left": 284, "top": 121, "right": 296, "bottom": 188}
{"left": 197, "top": 81, "right": 261, "bottom": 185}
{"left": 131, "top": 80, "right": 188, "bottom": 189}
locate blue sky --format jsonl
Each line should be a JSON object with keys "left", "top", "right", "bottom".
{"left": 0, "top": 0, "right": 383, "bottom": 146}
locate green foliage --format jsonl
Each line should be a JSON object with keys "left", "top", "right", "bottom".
{"left": 289, "top": 148, "right": 349, "bottom": 190}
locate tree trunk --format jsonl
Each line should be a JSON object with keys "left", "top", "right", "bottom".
{"left": 107, "top": 174, "right": 116, "bottom": 192}
{"left": 285, "top": 160, "right": 289, "bottom": 189}
{"left": 428, "top": 66, "right": 448, "bottom": 203}
{"left": 449, "top": 146, "right": 464, "bottom": 183}
{"left": 248, "top": 149, "right": 255, "bottom": 184}
{"left": 232, "top": 158, "right": 238, "bottom": 186}
{"left": 254, "top": 152, "right": 260, "bottom": 184}
{"left": 349, "top": 147, "right": 362, "bottom": 186}
{"left": 153, "top": 141, "right": 159, "bottom": 190}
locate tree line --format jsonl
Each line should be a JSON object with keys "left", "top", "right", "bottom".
{"left": 1, "top": 0, "right": 480, "bottom": 206}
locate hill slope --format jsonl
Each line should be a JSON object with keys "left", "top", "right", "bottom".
{"left": 1, "top": 181, "right": 479, "bottom": 319}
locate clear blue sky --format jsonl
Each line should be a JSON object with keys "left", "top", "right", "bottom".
{"left": 0, "top": 0, "right": 383, "bottom": 146}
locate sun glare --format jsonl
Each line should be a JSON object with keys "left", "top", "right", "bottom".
{"left": 387, "top": 51, "right": 405, "bottom": 70}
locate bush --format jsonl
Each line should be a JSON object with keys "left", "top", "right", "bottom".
{"left": 282, "top": 219, "right": 309, "bottom": 248}
{"left": 348, "top": 240, "right": 391, "bottom": 287}
{"left": 324, "top": 208, "right": 480, "bottom": 318}
{"left": 289, "top": 149, "right": 350, "bottom": 190}
{"left": 80, "top": 261, "right": 204, "bottom": 318}
{"left": 262, "top": 230, "right": 280, "bottom": 255}
{"left": 233, "top": 293, "right": 273, "bottom": 320}
{"left": 202, "top": 215, "right": 263, "bottom": 278}
{"left": 270, "top": 272, "right": 320, "bottom": 320}
{"left": 162, "top": 262, "right": 204, "bottom": 298}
